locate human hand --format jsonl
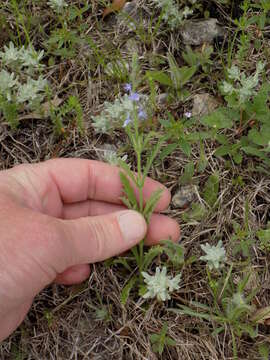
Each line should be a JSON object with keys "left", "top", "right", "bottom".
{"left": 0, "top": 158, "right": 180, "bottom": 341}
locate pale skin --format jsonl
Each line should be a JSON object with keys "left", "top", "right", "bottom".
{"left": 0, "top": 158, "right": 180, "bottom": 342}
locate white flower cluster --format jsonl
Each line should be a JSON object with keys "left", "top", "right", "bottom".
{"left": 0, "top": 42, "right": 47, "bottom": 109}
{"left": 200, "top": 240, "right": 226, "bottom": 270}
{"left": 91, "top": 93, "right": 148, "bottom": 133}
{"left": 221, "top": 62, "right": 265, "bottom": 104}
{"left": 151, "top": 0, "right": 194, "bottom": 29}
{"left": 142, "top": 266, "right": 181, "bottom": 302}
{"left": 47, "top": 0, "right": 68, "bottom": 13}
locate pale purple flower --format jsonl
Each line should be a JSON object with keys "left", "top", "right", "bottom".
{"left": 129, "top": 92, "right": 140, "bottom": 102}
{"left": 123, "top": 115, "right": 131, "bottom": 127}
{"left": 124, "top": 83, "right": 132, "bottom": 93}
{"left": 184, "top": 111, "right": 192, "bottom": 118}
{"left": 138, "top": 108, "right": 147, "bottom": 120}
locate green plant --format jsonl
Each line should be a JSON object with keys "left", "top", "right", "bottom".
{"left": 50, "top": 95, "right": 84, "bottom": 135}
{"left": 46, "top": 27, "right": 80, "bottom": 59}
{"left": 257, "top": 222, "right": 270, "bottom": 252}
{"left": 199, "top": 66, "right": 270, "bottom": 167}
{"left": 146, "top": 53, "right": 196, "bottom": 100}
{"left": 182, "top": 44, "right": 214, "bottom": 73}
{"left": 150, "top": 323, "right": 176, "bottom": 355}
{"left": 171, "top": 268, "right": 258, "bottom": 358}
{"left": 0, "top": 42, "right": 48, "bottom": 129}
{"left": 231, "top": 201, "right": 255, "bottom": 259}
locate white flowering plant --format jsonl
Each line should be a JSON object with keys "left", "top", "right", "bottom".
{"left": 142, "top": 267, "right": 181, "bottom": 302}
{"left": 200, "top": 240, "right": 226, "bottom": 270}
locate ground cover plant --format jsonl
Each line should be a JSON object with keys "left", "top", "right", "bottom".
{"left": 0, "top": 0, "right": 270, "bottom": 359}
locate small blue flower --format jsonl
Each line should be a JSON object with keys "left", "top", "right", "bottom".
{"left": 138, "top": 108, "right": 147, "bottom": 120}
{"left": 123, "top": 115, "right": 132, "bottom": 127}
{"left": 129, "top": 92, "right": 140, "bottom": 102}
{"left": 124, "top": 83, "right": 132, "bottom": 93}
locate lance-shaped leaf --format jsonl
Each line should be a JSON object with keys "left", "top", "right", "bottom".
{"left": 120, "top": 172, "right": 139, "bottom": 210}
{"left": 143, "top": 188, "right": 163, "bottom": 223}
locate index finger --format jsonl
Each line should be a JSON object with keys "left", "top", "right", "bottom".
{"left": 41, "top": 158, "right": 171, "bottom": 212}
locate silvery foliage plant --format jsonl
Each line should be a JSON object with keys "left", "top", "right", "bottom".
{"left": 142, "top": 266, "right": 181, "bottom": 301}
{"left": 47, "top": 0, "right": 68, "bottom": 13}
{"left": 200, "top": 240, "right": 226, "bottom": 270}
{"left": 221, "top": 61, "right": 265, "bottom": 106}
{"left": 151, "top": 0, "right": 195, "bottom": 29}
{"left": 0, "top": 42, "right": 48, "bottom": 111}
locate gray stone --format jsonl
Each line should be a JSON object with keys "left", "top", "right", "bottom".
{"left": 156, "top": 93, "right": 168, "bottom": 105}
{"left": 172, "top": 185, "right": 197, "bottom": 208}
{"left": 181, "top": 18, "right": 225, "bottom": 46}
{"left": 192, "top": 93, "right": 220, "bottom": 117}
{"left": 117, "top": 1, "right": 142, "bottom": 29}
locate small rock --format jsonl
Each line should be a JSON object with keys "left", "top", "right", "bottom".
{"left": 117, "top": 1, "right": 142, "bottom": 30}
{"left": 122, "top": 2, "right": 137, "bottom": 16}
{"left": 156, "top": 93, "right": 168, "bottom": 105}
{"left": 192, "top": 93, "right": 220, "bottom": 117}
{"left": 172, "top": 185, "right": 197, "bottom": 208}
{"left": 181, "top": 18, "right": 225, "bottom": 46}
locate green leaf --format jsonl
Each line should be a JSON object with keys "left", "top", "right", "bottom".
{"left": 169, "top": 306, "right": 212, "bottom": 321}
{"left": 258, "top": 343, "right": 270, "bottom": 360}
{"left": 119, "top": 172, "right": 138, "bottom": 210}
{"left": 242, "top": 146, "right": 268, "bottom": 160}
{"left": 143, "top": 137, "right": 165, "bottom": 181}
{"left": 203, "top": 173, "right": 219, "bottom": 207}
{"left": 233, "top": 152, "right": 243, "bottom": 164}
{"left": 166, "top": 337, "right": 177, "bottom": 346}
{"left": 179, "top": 137, "right": 192, "bottom": 156}
{"left": 161, "top": 240, "right": 184, "bottom": 267}
{"left": 248, "top": 128, "right": 270, "bottom": 146}
{"left": 180, "top": 162, "right": 194, "bottom": 185}
{"left": 257, "top": 228, "right": 270, "bottom": 242}
{"left": 118, "top": 160, "right": 137, "bottom": 183}
{"left": 200, "top": 107, "right": 235, "bottom": 129}
{"left": 167, "top": 53, "right": 196, "bottom": 90}
{"left": 214, "top": 145, "right": 231, "bottom": 157}
{"left": 120, "top": 276, "right": 138, "bottom": 305}
{"left": 143, "top": 188, "right": 163, "bottom": 223}
{"left": 178, "top": 65, "right": 197, "bottom": 86}
{"left": 143, "top": 245, "right": 164, "bottom": 270}
{"left": 146, "top": 70, "right": 173, "bottom": 87}
{"left": 182, "top": 202, "right": 207, "bottom": 222}
{"left": 112, "top": 258, "right": 132, "bottom": 272}
{"left": 160, "top": 143, "right": 178, "bottom": 161}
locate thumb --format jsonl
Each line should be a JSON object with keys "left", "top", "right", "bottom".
{"left": 56, "top": 210, "right": 147, "bottom": 267}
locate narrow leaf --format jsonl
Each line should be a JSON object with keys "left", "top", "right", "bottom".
{"left": 143, "top": 245, "right": 164, "bottom": 270}
{"left": 121, "top": 276, "right": 138, "bottom": 305}
{"left": 143, "top": 137, "right": 165, "bottom": 181}
{"left": 120, "top": 172, "right": 138, "bottom": 210}
{"left": 203, "top": 173, "right": 219, "bottom": 207}
{"left": 143, "top": 188, "right": 163, "bottom": 223}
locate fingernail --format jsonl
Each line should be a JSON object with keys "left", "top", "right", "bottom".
{"left": 118, "top": 210, "right": 147, "bottom": 244}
